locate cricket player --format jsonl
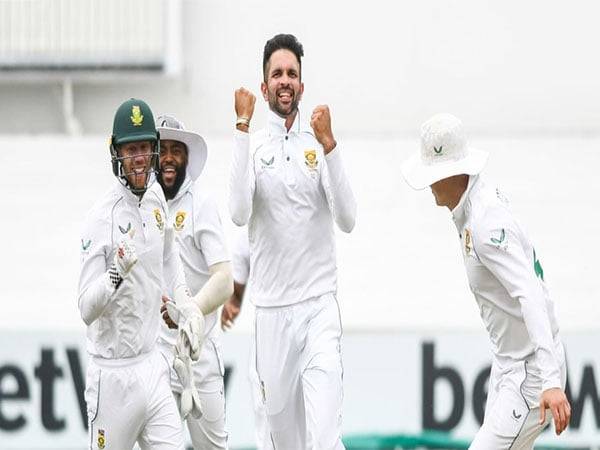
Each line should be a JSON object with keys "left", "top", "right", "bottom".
{"left": 229, "top": 34, "right": 357, "bottom": 449}
{"left": 155, "top": 114, "right": 233, "bottom": 449}
{"left": 78, "top": 99, "right": 204, "bottom": 449}
{"left": 220, "top": 227, "right": 271, "bottom": 450}
{"left": 401, "top": 113, "right": 571, "bottom": 449}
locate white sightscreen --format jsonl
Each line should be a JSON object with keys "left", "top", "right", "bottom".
{"left": 0, "top": 0, "right": 175, "bottom": 71}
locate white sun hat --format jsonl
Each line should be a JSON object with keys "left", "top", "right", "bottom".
{"left": 156, "top": 114, "right": 208, "bottom": 181}
{"left": 401, "top": 113, "right": 488, "bottom": 190}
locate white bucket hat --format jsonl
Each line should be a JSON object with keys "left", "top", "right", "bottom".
{"left": 401, "top": 113, "right": 488, "bottom": 190}
{"left": 156, "top": 114, "right": 208, "bottom": 182}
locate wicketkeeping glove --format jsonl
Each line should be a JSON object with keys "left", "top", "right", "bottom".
{"left": 108, "top": 239, "right": 137, "bottom": 289}
{"left": 173, "top": 337, "right": 203, "bottom": 419}
{"left": 165, "top": 299, "right": 205, "bottom": 361}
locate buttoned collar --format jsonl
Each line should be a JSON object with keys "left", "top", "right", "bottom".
{"left": 452, "top": 174, "right": 480, "bottom": 231}
{"left": 266, "top": 109, "right": 304, "bottom": 137}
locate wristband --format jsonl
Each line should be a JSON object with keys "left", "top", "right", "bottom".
{"left": 236, "top": 117, "right": 250, "bottom": 127}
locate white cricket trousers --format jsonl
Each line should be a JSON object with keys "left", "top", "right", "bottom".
{"left": 248, "top": 330, "right": 272, "bottom": 450}
{"left": 255, "top": 293, "right": 345, "bottom": 450}
{"left": 158, "top": 337, "right": 228, "bottom": 450}
{"left": 85, "top": 349, "right": 184, "bottom": 450}
{"left": 470, "top": 344, "right": 567, "bottom": 450}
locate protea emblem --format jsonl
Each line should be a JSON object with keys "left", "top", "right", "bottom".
{"left": 131, "top": 105, "right": 144, "bottom": 126}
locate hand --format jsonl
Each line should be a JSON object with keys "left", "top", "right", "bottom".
{"left": 235, "top": 87, "right": 256, "bottom": 126}
{"left": 164, "top": 299, "right": 205, "bottom": 361}
{"left": 310, "top": 105, "right": 337, "bottom": 154}
{"left": 161, "top": 296, "right": 177, "bottom": 329}
{"left": 539, "top": 387, "right": 571, "bottom": 435}
{"left": 221, "top": 297, "right": 241, "bottom": 331}
{"left": 115, "top": 238, "right": 137, "bottom": 277}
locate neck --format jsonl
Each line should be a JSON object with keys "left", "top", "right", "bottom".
{"left": 446, "top": 176, "right": 469, "bottom": 211}
{"left": 284, "top": 110, "right": 297, "bottom": 131}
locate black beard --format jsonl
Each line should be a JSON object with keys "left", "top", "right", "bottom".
{"left": 269, "top": 91, "right": 299, "bottom": 118}
{"left": 158, "top": 167, "right": 186, "bottom": 200}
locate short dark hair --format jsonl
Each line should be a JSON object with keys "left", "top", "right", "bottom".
{"left": 262, "top": 34, "right": 304, "bottom": 81}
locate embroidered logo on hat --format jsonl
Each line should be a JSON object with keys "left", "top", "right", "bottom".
{"left": 434, "top": 146, "right": 443, "bottom": 155}
{"left": 131, "top": 105, "right": 144, "bottom": 126}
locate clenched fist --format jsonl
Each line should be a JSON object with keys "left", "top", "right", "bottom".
{"left": 235, "top": 87, "right": 256, "bottom": 129}
{"left": 310, "top": 105, "right": 337, "bottom": 154}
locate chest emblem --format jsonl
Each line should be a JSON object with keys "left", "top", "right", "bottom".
{"left": 260, "top": 156, "right": 275, "bottom": 168}
{"left": 153, "top": 208, "right": 165, "bottom": 231}
{"left": 118, "top": 222, "right": 131, "bottom": 234}
{"left": 464, "top": 228, "right": 473, "bottom": 256}
{"left": 174, "top": 211, "right": 187, "bottom": 231}
{"left": 304, "top": 149, "right": 318, "bottom": 170}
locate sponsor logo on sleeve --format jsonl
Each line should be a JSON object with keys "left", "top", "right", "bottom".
{"left": 81, "top": 239, "right": 92, "bottom": 252}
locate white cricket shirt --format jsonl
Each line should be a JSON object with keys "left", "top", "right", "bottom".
{"left": 158, "top": 177, "right": 230, "bottom": 346}
{"left": 78, "top": 182, "right": 187, "bottom": 359}
{"left": 232, "top": 226, "right": 250, "bottom": 285}
{"left": 229, "top": 110, "right": 356, "bottom": 307}
{"left": 453, "top": 175, "right": 563, "bottom": 391}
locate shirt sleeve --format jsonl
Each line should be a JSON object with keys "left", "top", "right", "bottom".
{"left": 472, "top": 207, "right": 562, "bottom": 391}
{"left": 232, "top": 227, "right": 250, "bottom": 284}
{"left": 77, "top": 214, "right": 115, "bottom": 326}
{"left": 193, "top": 192, "right": 230, "bottom": 267}
{"left": 321, "top": 146, "right": 357, "bottom": 233}
{"left": 229, "top": 130, "right": 256, "bottom": 226}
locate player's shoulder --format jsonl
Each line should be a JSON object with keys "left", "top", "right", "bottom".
{"left": 85, "top": 184, "right": 122, "bottom": 221}
{"left": 81, "top": 185, "right": 121, "bottom": 237}
{"left": 470, "top": 180, "right": 517, "bottom": 242}
{"left": 189, "top": 179, "right": 218, "bottom": 210}
{"left": 250, "top": 128, "right": 268, "bottom": 149}
{"left": 145, "top": 182, "right": 168, "bottom": 211}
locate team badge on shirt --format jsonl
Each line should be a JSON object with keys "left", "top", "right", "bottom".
{"left": 153, "top": 208, "right": 165, "bottom": 231}
{"left": 304, "top": 149, "right": 318, "bottom": 170}
{"left": 464, "top": 228, "right": 472, "bottom": 256}
{"left": 131, "top": 105, "right": 143, "bottom": 126}
{"left": 97, "top": 429, "right": 106, "bottom": 449}
{"left": 174, "top": 211, "right": 186, "bottom": 231}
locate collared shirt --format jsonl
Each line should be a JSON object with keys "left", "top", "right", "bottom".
{"left": 78, "top": 181, "right": 186, "bottom": 359}
{"left": 158, "top": 176, "right": 230, "bottom": 346}
{"left": 453, "top": 175, "right": 563, "bottom": 390}
{"left": 229, "top": 110, "right": 356, "bottom": 307}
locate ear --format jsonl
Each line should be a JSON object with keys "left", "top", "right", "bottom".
{"left": 260, "top": 81, "right": 268, "bottom": 102}
{"left": 298, "top": 81, "right": 304, "bottom": 101}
